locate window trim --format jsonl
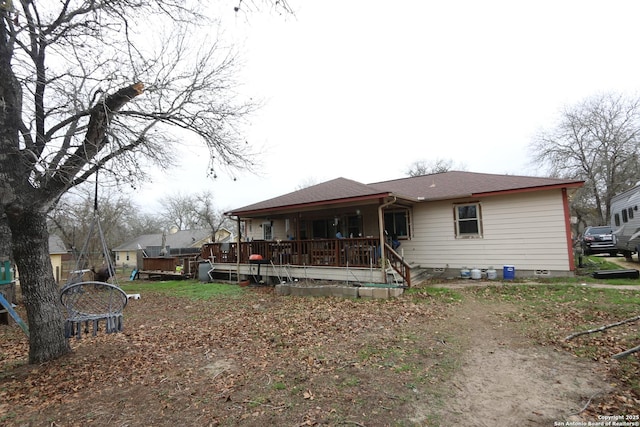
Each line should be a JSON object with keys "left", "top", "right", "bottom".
{"left": 262, "top": 222, "right": 273, "bottom": 240}
{"left": 383, "top": 208, "right": 411, "bottom": 239}
{"left": 453, "top": 202, "right": 483, "bottom": 238}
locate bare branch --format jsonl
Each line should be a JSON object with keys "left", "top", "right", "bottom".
{"left": 612, "top": 344, "right": 640, "bottom": 360}
{"left": 531, "top": 93, "right": 640, "bottom": 225}
{"left": 564, "top": 315, "right": 640, "bottom": 341}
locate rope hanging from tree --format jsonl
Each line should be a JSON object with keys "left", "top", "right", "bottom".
{"left": 66, "top": 170, "right": 117, "bottom": 286}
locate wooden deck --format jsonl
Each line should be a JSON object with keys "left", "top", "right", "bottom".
{"left": 202, "top": 238, "right": 412, "bottom": 286}
{"left": 138, "top": 256, "right": 198, "bottom": 280}
{"left": 135, "top": 270, "right": 189, "bottom": 280}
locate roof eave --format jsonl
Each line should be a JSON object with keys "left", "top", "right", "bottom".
{"left": 469, "top": 181, "right": 584, "bottom": 198}
{"left": 406, "top": 181, "right": 584, "bottom": 203}
{"left": 226, "top": 192, "right": 398, "bottom": 217}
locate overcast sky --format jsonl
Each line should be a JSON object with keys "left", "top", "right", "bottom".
{"left": 130, "top": 1, "right": 640, "bottom": 213}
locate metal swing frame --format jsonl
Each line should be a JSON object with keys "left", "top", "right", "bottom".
{"left": 60, "top": 173, "right": 127, "bottom": 338}
{"left": 65, "top": 173, "right": 117, "bottom": 287}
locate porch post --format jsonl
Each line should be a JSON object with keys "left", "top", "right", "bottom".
{"left": 236, "top": 216, "right": 241, "bottom": 283}
{"left": 377, "top": 196, "right": 396, "bottom": 283}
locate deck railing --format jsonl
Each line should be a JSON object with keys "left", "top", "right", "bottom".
{"left": 385, "top": 244, "right": 411, "bottom": 286}
{"left": 202, "top": 238, "right": 412, "bottom": 286}
{"left": 203, "top": 238, "right": 380, "bottom": 267}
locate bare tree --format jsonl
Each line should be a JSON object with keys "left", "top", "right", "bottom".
{"left": 0, "top": 1, "right": 281, "bottom": 363}
{"left": 295, "top": 177, "right": 319, "bottom": 190}
{"left": 124, "top": 212, "right": 165, "bottom": 239}
{"left": 160, "top": 194, "right": 200, "bottom": 231}
{"left": 193, "top": 191, "right": 233, "bottom": 239}
{"left": 531, "top": 93, "right": 640, "bottom": 226}
{"left": 405, "top": 158, "right": 466, "bottom": 177}
{"left": 48, "top": 186, "right": 161, "bottom": 266}
{"left": 160, "top": 191, "right": 231, "bottom": 238}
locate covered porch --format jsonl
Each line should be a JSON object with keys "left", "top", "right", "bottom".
{"left": 201, "top": 238, "right": 411, "bottom": 286}
{"left": 219, "top": 179, "right": 418, "bottom": 286}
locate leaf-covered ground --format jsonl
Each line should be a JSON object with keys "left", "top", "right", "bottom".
{"left": 0, "top": 281, "right": 639, "bottom": 426}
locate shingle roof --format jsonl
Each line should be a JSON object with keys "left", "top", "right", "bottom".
{"left": 227, "top": 177, "right": 392, "bottom": 214}
{"left": 369, "top": 171, "right": 584, "bottom": 201}
{"left": 112, "top": 229, "right": 212, "bottom": 251}
{"left": 228, "top": 172, "right": 584, "bottom": 215}
{"left": 49, "top": 235, "right": 68, "bottom": 255}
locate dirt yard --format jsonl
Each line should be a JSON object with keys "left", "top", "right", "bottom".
{"left": 1, "top": 276, "right": 639, "bottom": 426}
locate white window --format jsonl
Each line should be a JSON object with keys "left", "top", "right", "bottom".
{"left": 263, "top": 222, "right": 273, "bottom": 240}
{"left": 454, "top": 203, "right": 482, "bottom": 238}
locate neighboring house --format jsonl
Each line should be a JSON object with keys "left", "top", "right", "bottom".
{"left": 113, "top": 229, "right": 212, "bottom": 269}
{"left": 209, "top": 171, "right": 583, "bottom": 286}
{"left": 214, "top": 227, "right": 234, "bottom": 243}
{"left": 49, "top": 234, "right": 68, "bottom": 284}
{"left": 13, "top": 235, "right": 69, "bottom": 284}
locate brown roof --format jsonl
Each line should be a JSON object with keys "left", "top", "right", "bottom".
{"left": 369, "top": 171, "right": 584, "bottom": 200}
{"left": 227, "top": 177, "right": 392, "bottom": 215}
{"left": 227, "top": 172, "right": 584, "bottom": 216}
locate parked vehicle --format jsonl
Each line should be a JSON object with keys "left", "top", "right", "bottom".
{"left": 580, "top": 226, "right": 617, "bottom": 256}
{"left": 611, "top": 183, "right": 640, "bottom": 261}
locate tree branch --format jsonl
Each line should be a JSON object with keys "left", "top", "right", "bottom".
{"left": 612, "top": 344, "right": 640, "bottom": 360}
{"left": 565, "top": 315, "right": 640, "bottom": 341}
{"left": 46, "top": 82, "right": 144, "bottom": 193}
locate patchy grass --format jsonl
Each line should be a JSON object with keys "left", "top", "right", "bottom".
{"left": 472, "top": 284, "right": 640, "bottom": 317}
{"left": 1, "top": 280, "right": 639, "bottom": 425}
{"left": 573, "top": 254, "right": 640, "bottom": 281}
{"left": 463, "top": 283, "right": 640, "bottom": 407}
{"left": 120, "top": 279, "right": 246, "bottom": 300}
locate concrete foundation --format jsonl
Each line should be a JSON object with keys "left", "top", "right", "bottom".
{"left": 275, "top": 283, "right": 404, "bottom": 299}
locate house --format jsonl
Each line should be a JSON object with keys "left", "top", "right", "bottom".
{"left": 113, "top": 229, "right": 213, "bottom": 269}
{"left": 9, "top": 235, "right": 68, "bottom": 286}
{"left": 49, "top": 234, "right": 68, "bottom": 283}
{"left": 207, "top": 171, "right": 583, "bottom": 286}
{"left": 214, "top": 227, "right": 234, "bottom": 244}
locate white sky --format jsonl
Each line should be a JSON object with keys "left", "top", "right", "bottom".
{"left": 131, "top": 0, "right": 640, "bottom": 213}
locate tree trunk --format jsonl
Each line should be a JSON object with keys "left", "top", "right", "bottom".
{"left": 8, "top": 209, "right": 70, "bottom": 363}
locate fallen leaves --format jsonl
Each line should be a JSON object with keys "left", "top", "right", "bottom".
{"left": 1, "top": 285, "right": 639, "bottom": 425}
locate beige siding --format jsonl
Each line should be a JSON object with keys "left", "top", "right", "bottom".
{"left": 244, "top": 219, "right": 264, "bottom": 241}
{"left": 50, "top": 254, "right": 63, "bottom": 284}
{"left": 115, "top": 250, "right": 137, "bottom": 268}
{"left": 402, "top": 189, "right": 571, "bottom": 272}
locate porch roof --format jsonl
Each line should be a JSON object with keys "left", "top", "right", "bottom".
{"left": 226, "top": 177, "right": 399, "bottom": 216}
{"left": 227, "top": 172, "right": 584, "bottom": 217}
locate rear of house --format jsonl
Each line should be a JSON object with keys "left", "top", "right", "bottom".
{"left": 405, "top": 189, "right": 573, "bottom": 277}
{"left": 215, "top": 171, "right": 582, "bottom": 285}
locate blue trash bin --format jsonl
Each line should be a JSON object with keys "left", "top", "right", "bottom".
{"left": 503, "top": 265, "right": 515, "bottom": 280}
